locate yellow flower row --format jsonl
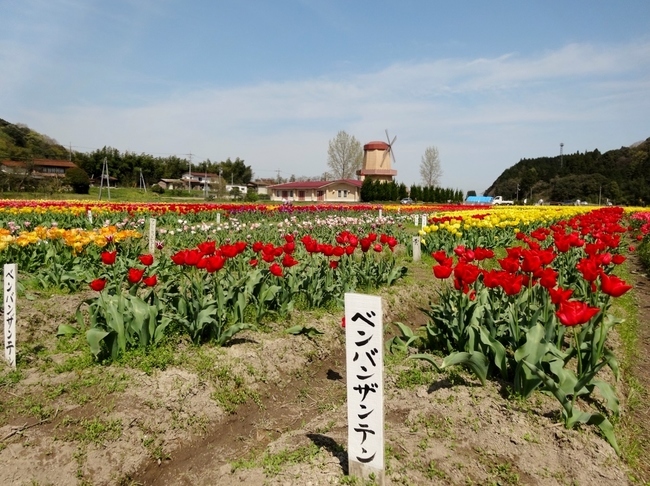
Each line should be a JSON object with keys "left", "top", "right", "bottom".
{"left": 418, "top": 206, "right": 599, "bottom": 237}
{"left": 0, "top": 226, "right": 142, "bottom": 253}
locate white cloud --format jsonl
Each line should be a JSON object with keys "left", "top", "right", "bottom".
{"left": 16, "top": 40, "right": 650, "bottom": 192}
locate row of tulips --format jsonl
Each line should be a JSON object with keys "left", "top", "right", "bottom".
{"left": 58, "top": 230, "right": 406, "bottom": 360}
{"left": 394, "top": 207, "right": 633, "bottom": 453}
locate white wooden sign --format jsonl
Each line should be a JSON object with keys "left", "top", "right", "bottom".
{"left": 414, "top": 214, "right": 419, "bottom": 226}
{"left": 4, "top": 264, "right": 17, "bottom": 369}
{"left": 412, "top": 236, "right": 421, "bottom": 262}
{"left": 216, "top": 212, "right": 221, "bottom": 224}
{"left": 148, "top": 218, "right": 157, "bottom": 254}
{"left": 421, "top": 214, "right": 427, "bottom": 229}
{"left": 345, "top": 293, "right": 385, "bottom": 484}
{"left": 87, "top": 210, "right": 93, "bottom": 224}
{"left": 378, "top": 209, "right": 382, "bottom": 218}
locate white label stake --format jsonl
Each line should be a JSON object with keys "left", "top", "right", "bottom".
{"left": 148, "top": 218, "right": 157, "bottom": 254}
{"left": 412, "top": 236, "right": 421, "bottom": 262}
{"left": 4, "top": 264, "right": 17, "bottom": 368}
{"left": 345, "top": 293, "right": 385, "bottom": 485}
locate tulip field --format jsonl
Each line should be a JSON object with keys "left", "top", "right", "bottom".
{"left": 0, "top": 198, "right": 649, "bottom": 484}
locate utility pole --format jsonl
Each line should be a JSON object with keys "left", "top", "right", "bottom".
{"left": 560, "top": 143, "right": 564, "bottom": 169}
{"left": 188, "top": 152, "right": 193, "bottom": 191}
{"left": 275, "top": 169, "right": 281, "bottom": 183}
{"left": 98, "top": 157, "right": 111, "bottom": 201}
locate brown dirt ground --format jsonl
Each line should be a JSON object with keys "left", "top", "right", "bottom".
{"left": 0, "top": 256, "right": 647, "bottom": 486}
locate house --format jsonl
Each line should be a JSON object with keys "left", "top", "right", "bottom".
{"left": 180, "top": 171, "right": 223, "bottom": 190}
{"left": 157, "top": 178, "right": 184, "bottom": 190}
{"left": 248, "top": 179, "right": 275, "bottom": 196}
{"left": 268, "top": 179, "right": 363, "bottom": 203}
{"left": 0, "top": 159, "right": 78, "bottom": 179}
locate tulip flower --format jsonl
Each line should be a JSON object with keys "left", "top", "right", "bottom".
{"left": 600, "top": 273, "right": 632, "bottom": 297}
{"left": 89, "top": 278, "right": 107, "bottom": 291}
{"left": 101, "top": 251, "right": 117, "bottom": 265}
{"left": 128, "top": 268, "right": 145, "bottom": 284}
{"left": 556, "top": 300, "right": 600, "bottom": 327}
{"left": 138, "top": 254, "right": 154, "bottom": 266}
{"left": 142, "top": 275, "right": 157, "bottom": 287}
{"left": 269, "top": 263, "right": 283, "bottom": 277}
{"left": 433, "top": 263, "right": 452, "bottom": 279}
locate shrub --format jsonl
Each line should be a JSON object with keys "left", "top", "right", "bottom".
{"left": 65, "top": 167, "right": 90, "bottom": 194}
{"left": 151, "top": 183, "right": 164, "bottom": 194}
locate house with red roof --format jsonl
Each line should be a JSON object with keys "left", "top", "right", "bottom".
{"left": 267, "top": 179, "right": 363, "bottom": 203}
{"left": 0, "top": 159, "right": 78, "bottom": 179}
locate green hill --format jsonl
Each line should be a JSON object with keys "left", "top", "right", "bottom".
{"left": 0, "top": 118, "right": 70, "bottom": 161}
{"left": 485, "top": 138, "right": 650, "bottom": 205}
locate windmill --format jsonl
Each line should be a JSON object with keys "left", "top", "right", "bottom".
{"left": 357, "top": 130, "right": 398, "bottom": 182}
{"left": 381, "top": 129, "right": 397, "bottom": 167}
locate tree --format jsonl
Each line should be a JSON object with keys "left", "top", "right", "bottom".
{"left": 65, "top": 167, "right": 90, "bottom": 194}
{"left": 420, "top": 146, "right": 442, "bottom": 187}
{"left": 327, "top": 131, "right": 363, "bottom": 179}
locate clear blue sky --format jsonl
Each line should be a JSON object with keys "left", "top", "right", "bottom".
{"left": 2, "top": 0, "right": 649, "bottom": 193}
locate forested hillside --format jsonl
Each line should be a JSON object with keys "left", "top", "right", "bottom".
{"left": 0, "top": 118, "right": 69, "bottom": 161}
{"left": 0, "top": 118, "right": 252, "bottom": 187}
{"left": 485, "top": 138, "right": 650, "bottom": 205}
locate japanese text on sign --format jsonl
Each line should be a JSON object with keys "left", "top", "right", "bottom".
{"left": 345, "top": 293, "right": 384, "bottom": 482}
{"left": 4, "top": 263, "right": 17, "bottom": 368}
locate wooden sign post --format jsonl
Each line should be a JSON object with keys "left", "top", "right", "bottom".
{"left": 148, "top": 218, "right": 157, "bottom": 255}
{"left": 414, "top": 214, "right": 419, "bottom": 226}
{"left": 412, "top": 236, "right": 421, "bottom": 262}
{"left": 378, "top": 209, "right": 383, "bottom": 218}
{"left": 87, "top": 210, "right": 93, "bottom": 224}
{"left": 345, "top": 293, "right": 385, "bottom": 485}
{"left": 216, "top": 212, "right": 221, "bottom": 225}
{"left": 4, "top": 264, "right": 17, "bottom": 369}
{"left": 421, "top": 214, "right": 427, "bottom": 229}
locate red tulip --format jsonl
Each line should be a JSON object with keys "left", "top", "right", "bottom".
{"left": 500, "top": 272, "right": 525, "bottom": 296}
{"left": 138, "top": 254, "right": 154, "bottom": 266}
{"left": 128, "top": 268, "right": 145, "bottom": 284}
{"left": 89, "top": 278, "right": 107, "bottom": 291}
{"left": 329, "top": 260, "right": 339, "bottom": 269}
{"left": 142, "top": 275, "right": 157, "bottom": 287}
{"left": 198, "top": 241, "right": 216, "bottom": 256}
{"left": 282, "top": 254, "right": 299, "bottom": 267}
{"left": 101, "top": 251, "right": 117, "bottom": 265}
{"left": 269, "top": 263, "right": 283, "bottom": 277}
{"left": 548, "top": 286, "right": 573, "bottom": 305}
{"left": 433, "top": 264, "right": 453, "bottom": 279}
{"left": 556, "top": 300, "right": 600, "bottom": 327}
{"left": 205, "top": 255, "right": 226, "bottom": 273}
{"left": 431, "top": 250, "right": 448, "bottom": 264}
{"left": 171, "top": 250, "right": 187, "bottom": 265}
{"left": 600, "top": 273, "right": 632, "bottom": 297}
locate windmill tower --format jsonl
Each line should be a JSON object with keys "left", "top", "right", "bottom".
{"left": 357, "top": 130, "right": 398, "bottom": 182}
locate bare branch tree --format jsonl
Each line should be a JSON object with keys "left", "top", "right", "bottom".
{"left": 327, "top": 131, "right": 363, "bottom": 179}
{"left": 420, "top": 145, "right": 442, "bottom": 187}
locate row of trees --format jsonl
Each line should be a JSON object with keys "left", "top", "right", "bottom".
{"left": 73, "top": 147, "right": 253, "bottom": 187}
{"left": 360, "top": 177, "right": 463, "bottom": 203}
{"left": 326, "top": 131, "right": 443, "bottom": 187}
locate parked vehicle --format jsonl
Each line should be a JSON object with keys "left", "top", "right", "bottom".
{"left": 492, "top": 196, "right": 514, "bottom": 205}
{"left": 400, "top": 198, "right": 414, "bottom": 204}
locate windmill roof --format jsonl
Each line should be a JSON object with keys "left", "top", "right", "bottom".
{"left": 364, "top": 141, "right": 390, "bottom": 151}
